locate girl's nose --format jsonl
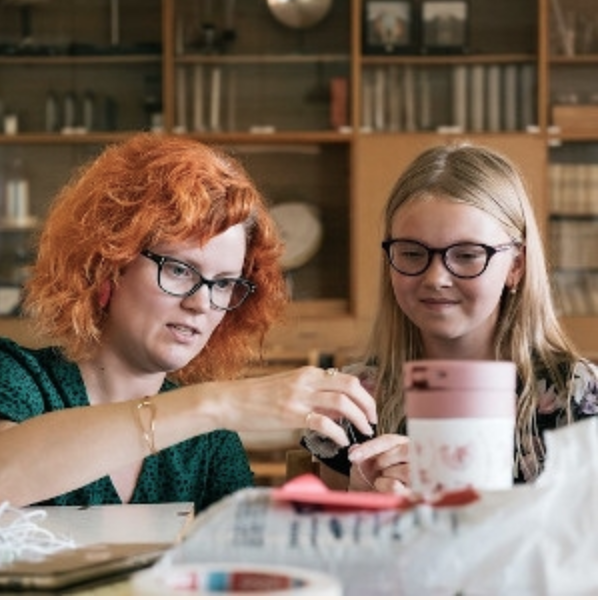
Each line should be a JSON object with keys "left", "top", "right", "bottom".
{"left": 421, "top": 253, "right": 453, "bottom": 286}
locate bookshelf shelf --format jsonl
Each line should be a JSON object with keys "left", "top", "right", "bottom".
{"left": 547, "top": 0, "right": 598, "bottom": 323}
{"left": 176, "top": 54, "right": 350, "bottom": 65}
{"left": 360, "top": 54, "right": 536, "bottom": 66}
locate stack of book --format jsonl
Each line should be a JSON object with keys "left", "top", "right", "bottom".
{"left": 360, "top": 63, "right": 536, "bottom": 133}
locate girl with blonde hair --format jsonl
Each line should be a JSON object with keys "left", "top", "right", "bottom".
{"left": 305, "top": 142, "right": 598, "bottom": 491}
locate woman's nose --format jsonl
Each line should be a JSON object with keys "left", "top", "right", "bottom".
{"left": 180, "top": 283, "right": 212, "bottom": 312}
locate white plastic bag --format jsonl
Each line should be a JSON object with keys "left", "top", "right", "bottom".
{"left": 154, "top": 418, "right": 598, "bottom": 595}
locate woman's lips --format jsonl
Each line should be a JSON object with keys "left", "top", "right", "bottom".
{"left": 168, "top": 323, "right": 199, "bottom": 339}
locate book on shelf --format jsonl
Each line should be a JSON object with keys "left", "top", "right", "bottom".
{"left": 519, "top": 63, "right": 535, "bottom": 129}
{"left": 550, "top": 163, "right": 598, "bottom": 215}
{"left": 403, "top": 65, "right": 416, "bottom": 132}
{"left": 361, "top": 70, "right": 373, "bottom": 131}
{"left": 418, "top": 69, "right": 432, "bottom": 131}
{"left": 373, "top": 67, "right": 386, "bottom": 131}
{"left": 469, "top": 64, "right": 484, "bottom": 132}
{"left": 387, "top": 65, "right": 402, "bottom": 132}
{"left": 486, "top": 64, "right": 501, "bottom": 132}
{"left": 503, "top": 64, "right": 518, "bottom": 131}
{"left": 192, "top": 65, "right": 205, "bottom": 132}
{"left": 550, "top": 219, "right": 598, "bottom": 270}
{"left": 176, "top": 67, "right": 187, "bottom": 132}
{"left": 552, "top": 271, "right": 597, "bottom": 317}
{"left": 360, "top": 62, "right": 534, "bottom": 134}
{"left": 451, "top": 65, "right": 467, "bottom": 130}
{"left": 330, "top": 77, "right": 348, "bottom": 130}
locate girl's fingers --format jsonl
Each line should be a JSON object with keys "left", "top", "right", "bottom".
{"left": 347, "top": 435, "right": 411, "bottom": 492}
{"left": 380, "top": 463, "right": 410, "bottom": 486}
{"left": 374, "top": 476, "right": 408, "bottom": 494}
{"left": 348, "top": 434, "right": 409, "bottom": 463}
{"left": 302, "top": 411, "right": 350, "bottom": 447}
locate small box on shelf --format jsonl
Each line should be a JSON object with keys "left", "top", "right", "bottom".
{"left": 552, "top": 105, "right": 598, "bottom": 133}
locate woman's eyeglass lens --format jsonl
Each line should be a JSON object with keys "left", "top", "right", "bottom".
{"left": 381, "top": 239, "right": 518, "bottom": 279}
{"left": 141, "top": 250, "right": 256, "bottom": 311}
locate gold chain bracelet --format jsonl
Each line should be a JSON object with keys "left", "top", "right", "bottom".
{"left": 135, "top": 397, "right": 157, "bottom": 455}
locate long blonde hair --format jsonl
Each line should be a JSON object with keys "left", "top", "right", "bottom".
{"left": 365, "top": 142, "right": 579, "bottom": 476}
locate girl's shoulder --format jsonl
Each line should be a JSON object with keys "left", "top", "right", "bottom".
{"left": 535, "top": 357, "right": 598, "bottom": 418}
{"left": 571, "top": 358, "right": 598, "bottom": 380}
{"left": 568, "top": 359, "right": 598, "bottom": 416}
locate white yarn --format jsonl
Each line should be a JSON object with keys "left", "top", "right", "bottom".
{"left": 0, "top": 501, "right": 76, "bottom": 565}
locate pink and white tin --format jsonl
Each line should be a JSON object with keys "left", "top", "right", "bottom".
{"left": 404, "top": 360, "right": 516, "bottom": 496}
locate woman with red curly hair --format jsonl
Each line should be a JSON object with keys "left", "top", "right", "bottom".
{"left": 0, "top": 133, "right": 376, "bottom": 512}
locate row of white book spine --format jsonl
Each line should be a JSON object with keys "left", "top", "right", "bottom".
{"left": 361, "top": 63, "right": 536, "bottom": 133}
{"left": 549, "top": 161, "right": 598, "bottom": 316}
{"left": 175, "top": 65, "right": 234, "bottom": 133}
{"left": 550, "top": 219, "right": 598, "bottom": 269}
{"left": 552, "top": 271, "right": 598, "bottom": 316}
{"left": 550, "top": 163, "right": 598, "bottom": 215}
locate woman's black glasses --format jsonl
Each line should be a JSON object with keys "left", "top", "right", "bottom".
{"left": 141, "top": 249, "right": 256, "bottom": 311}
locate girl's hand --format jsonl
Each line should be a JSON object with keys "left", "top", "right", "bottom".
{"left": 347, "top": 434, "right": 410, "bottom": 493}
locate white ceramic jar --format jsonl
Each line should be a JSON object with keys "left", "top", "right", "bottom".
{"left": 405, "top": 359, "right": 516, "bottom": 496}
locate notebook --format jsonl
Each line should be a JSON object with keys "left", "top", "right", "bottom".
{"left": 0, "top": 541, "right": 169, "bottom": 592}
{"left": 0, "top": 502, "right": 194, "bottom": 592}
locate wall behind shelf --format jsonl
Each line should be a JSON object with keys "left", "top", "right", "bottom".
{"left": 0, "top": 144, "right": 104, "bottom": 222}
{"left": 467, "top": 0, "right": 537, "bottom": 54}
{"left": 229, "top": 142, "right": 350, "bottom": 302}
{"left": 0, "top": 0, "right": 161, "bottom": 50}
{"left": 176, "top": 0, "right": 350, "bottom": 56}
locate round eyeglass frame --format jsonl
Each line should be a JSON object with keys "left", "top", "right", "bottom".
{"left": 381, "top": 238, "right": 520, "bottom": 279}
{"left": 141, "top": 249, "right": 256, "bottom": 311}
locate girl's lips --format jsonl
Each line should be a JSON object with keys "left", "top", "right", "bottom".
{"left": 420, "top": 298, "right": 458, "bottom": 309}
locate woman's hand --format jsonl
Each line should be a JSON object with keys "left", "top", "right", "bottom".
{"left": 201, "top": 366, "right": 377, "bottom": 448}
{"left": 347, "top": 433, "right": 410, "bottom": 493}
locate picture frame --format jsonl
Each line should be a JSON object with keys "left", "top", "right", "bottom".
{"left": 362, "top": 0, "right": 415, "bottom": 55}
{"left": 420, "top": 0, "right": 469, "bottom": 54}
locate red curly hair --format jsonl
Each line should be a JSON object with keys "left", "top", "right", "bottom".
{"left": 24, "top": 133, "right": 288, "bottom": 383}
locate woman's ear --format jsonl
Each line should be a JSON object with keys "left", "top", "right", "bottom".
{"left": 98, "top": 281, "right": 112, "bottom": 308}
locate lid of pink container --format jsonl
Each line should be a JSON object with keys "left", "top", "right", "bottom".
{"left": 403, "top": 360, "right": 516, "bottom": 391}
